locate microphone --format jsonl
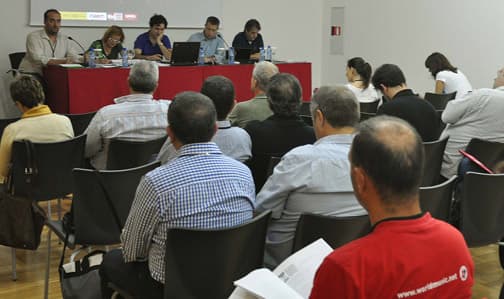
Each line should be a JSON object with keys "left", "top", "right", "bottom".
{"left": 216, "top": 33, "right": 230, "bottom": 49}
{"left": 68, "top": 36, "right": 86, "bottom": 55}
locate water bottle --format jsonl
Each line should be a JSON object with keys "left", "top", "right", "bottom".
{"left": 198, "top": 47, "right": 205, "bottom": 65}
{"left": 228, "top": 47, "right": 235, "bottom": 65}
{"left": 88, "top": 48, "right": 96, "bottom": 68}
{"left": 121, "top": 48, "right": 128, "bottom": 67}
{"left": 259, "top": 47, "right": 265, "bottom": 62}
{"left": 266, "top": 45, "right": 272, "bottom": 62}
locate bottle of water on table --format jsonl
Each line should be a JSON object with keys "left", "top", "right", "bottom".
{"left": 198, "top": 47, "right": 205, "bottom": 65}
{"left": 228, "top": 47, "right": 235, "bottom": 65}
{"left": 122, "top": 48, "right": 128, "bottom": 67}
{"left": 259, "top": 47, "right": 265, "bottom": 62}
{"left": 266, "top": 45, "right": 272, "bottom": 62}
{"left": 88, "top": 48, "right": 96, "bottom": 68}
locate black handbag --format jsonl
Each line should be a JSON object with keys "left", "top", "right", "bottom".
{"left": 0, "top": 140, "right": 46, "bottom": 250}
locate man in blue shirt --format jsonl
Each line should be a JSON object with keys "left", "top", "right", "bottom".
{"left": 134, "top": 14, "right": 172, "bottom": 61}
{"left": 232, "top": 19, "right": 264, "bottom": 60}
{"left": 188, "top": 16, "right": 225, "bottom": 63}
{"left": 99, "top": 91, "right": 255, "bottom": 298}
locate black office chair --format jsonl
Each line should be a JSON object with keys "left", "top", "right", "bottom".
{"left": 422, "top": 137, "right": 449, "bottom": 186}
{"left": 300, "top": 115, "right": 313, "bottom": 126}
{"left": 459, "top": 172, "right": 504, "bottom": 247}
{"left": 463, "top": 138, "right": 504, "bottom": 171}
{"left": 9, "top": 135, "right": 86, "bottom": 296}
{"left": 63, "top": 111, "right": 97, "bottom": 136}
{"left": 106, "top": 135, "right": 167, "bottom": 170}
{"left": 46, "top": 161, "right": 160, "bottom": 299}
{"left": 300, "top": 101, "right": 311, "bottom": 116}
{"left": 359, "top": 112, "right": 376, "bottom": 122}
{"left": 359, "top": 100, "right": 380, "bottom": 113}
{"left": 292, "top": 213, "right": 371, "bottom": 252}
{"left": 247, "top": 152, "right": 284, "bottom": 192}
{"left": 419, "top": 175, "right": 457, "bottom": 222}
{"left": 424, "top": 91, "right": 457, "bottom": 110}
{"left": 163, "top": 211, "right": 271, "bottom": 299}
{"left": 0, "top": 117, "right": 20, "bottom": 138}
{"left": 7, "top": 52, "right": 26, "bottom": 77}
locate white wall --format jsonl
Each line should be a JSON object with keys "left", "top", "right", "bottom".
{"left": 1, "top": 0, "right": 504, "bottom": 115}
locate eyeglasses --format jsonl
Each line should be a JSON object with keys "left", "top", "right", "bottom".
{"left": 108, "top": 38, "right": 121, "bottom": 44}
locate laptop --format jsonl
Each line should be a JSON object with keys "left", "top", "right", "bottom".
{"left": 169, "top": 42, "right": 200, "bottom": 66}
{"left": 235, "top": 48, "right": 257, "bottom": 64}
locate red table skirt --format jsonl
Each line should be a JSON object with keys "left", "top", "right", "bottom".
{"left": 44, "top": 62, "right": 312, "bottom": 114}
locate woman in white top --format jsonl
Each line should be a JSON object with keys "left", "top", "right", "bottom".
{"left": 345, "top": 57, "right": 379, "bottom": 103}
{"left": 425, "top": 52, "right": 472, "bottom": 98}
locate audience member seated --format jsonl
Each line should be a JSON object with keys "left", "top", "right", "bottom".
{"left": 228, "top": 61, "right": 278, "bottom": 127}
{"left": 19, "top": 9, "right": 81, "bottom": 76}
{"left": 345, "top": 57, "right": 380, "bottom": 104}
{"left": 133, "top": 14, "right": 172, "bottom": 61}
{"left": 255, "top": 86, "right": 366, "bottom": 268}
{"left": 440, "top": 67, "right": 504, "bottom": 178}
{"left": 86, "top": 25, "right": 125, "bottom": 63}
{"left": 157, "top": 75, "right": 252, "bottom": 163}
{"left": 84, "top": 61, "right": 168, "bottom": 169}
{"left": 372, "top": 64, "right": 440, "bottom": 141}
{"left": 232, "top": 19, "right": 264, "bottom": 60}
{"left": 245, "top": 73, "right": 316, "bottom": 191}
{"left": 0, "top": 76, "right": 74, "bottom": 183}
{"left": 310, "top": 116, "right": 474, "bottom": 298}
{"left": 99, "top": 92, "right": 255, "bottom": 298}
{"left": 187, "top": 16, "right": 225, "bottom": 63}
{"left": 425, "top": 52, "right": 472, "bottom": 98}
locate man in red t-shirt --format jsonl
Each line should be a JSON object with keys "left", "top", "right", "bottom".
{"left": 310, "top": 116, "right": 474, "bottom": 299}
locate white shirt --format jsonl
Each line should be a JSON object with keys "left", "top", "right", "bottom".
{"left": 84, "top": 94, "right": 169, "bottom": 169}
{"left": 157, "top": 120, "right": 252, "bottom": 164}
{"left": 440, "top": 86, "right": 504, "bottom": 177}
{"left": 436, "top": 70, "right": 472, "bottom": 99}
{"left": 19, "top": 29, "right": 80, "bottom": 75}
{"left": 345, "top": 83, "right": 380, "bottom": 103}
{"left": 255, "top": 134, "right": 366, "bottom": 267}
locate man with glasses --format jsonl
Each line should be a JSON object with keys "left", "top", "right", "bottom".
{"left": 19, "top": 9, "right": 81, "bottom": 75}
{"left": 134, "top": 14, "right": 172, "bottom": 61}
{"left": 188, "top": 16, "right": 225, "bottom": 63}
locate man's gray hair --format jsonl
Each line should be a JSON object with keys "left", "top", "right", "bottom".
{"left": 252, "top": 61, "right": 279, "bottom": 92}
{"left": 128, "top": 61, "right": 159, "bottom": 93}
{"left": 310, "top": 86, "right": 360, "bottom": 128}
{"left": 267, "top": 73, "right": 302, "bottom": 117}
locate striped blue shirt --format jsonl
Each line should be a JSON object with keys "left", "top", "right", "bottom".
{"left": 121, "top": 142, "right": 255, "bottom": 283}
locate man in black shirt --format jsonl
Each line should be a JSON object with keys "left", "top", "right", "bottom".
{"left": 232, "top": 19, "right": 264, "bottom": 59}
{"left": 372, "top": 64, "right": 440, "bottom": 141}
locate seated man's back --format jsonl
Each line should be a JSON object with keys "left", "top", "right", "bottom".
{"left": 84, "top": 61, "right": 168, "bottom": 169}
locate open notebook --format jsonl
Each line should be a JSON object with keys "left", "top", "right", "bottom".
{"left": 228, "top": 239, "right": 332, "bottom": 299}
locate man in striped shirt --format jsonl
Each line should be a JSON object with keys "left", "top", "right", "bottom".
{"left": 100, "top": 91, "right": 255, "bottom": 298}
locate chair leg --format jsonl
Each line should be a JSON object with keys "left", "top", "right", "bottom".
{"left": 44, "top": 229, "right": 52, "bottom": 299}
{"left": 57, "top": 198, "right": 62, "bottom": 221}
{"left": 11, "top": 248, "right": 17, "bottom": 281}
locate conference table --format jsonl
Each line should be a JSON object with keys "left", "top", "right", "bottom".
{"left": 43, "top": 62, "right": 312, "bottom": 114}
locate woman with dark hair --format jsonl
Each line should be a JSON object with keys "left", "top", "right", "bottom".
{"left": 86, "top": 25, "right": 125, "bottom": 63}
{"left": 345, "top": 57, "right": 379, "bottom": 103}
{"left": 425, "top": 52, "right": 472, "bottom": 98}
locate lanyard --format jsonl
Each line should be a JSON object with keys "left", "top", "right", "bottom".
{"left": 47, "top": 39, "right": 57, "bottom": 58}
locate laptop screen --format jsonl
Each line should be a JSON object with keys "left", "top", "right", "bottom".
{"left": 170, "top": 42, "right": 200, "bottom": 65}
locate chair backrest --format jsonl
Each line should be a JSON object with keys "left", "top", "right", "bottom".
{"left": 424, "top": 92, "right": 457, "bottom": 110}
{"left": 292, "top": 213, "right": 371, "bottom": 252}
{"left": 422, "top": 137, "right": 449, "bottom": 186}
{"left": 419, "top": 175, "right": 457, "bottom": 222}
{"left": 464, "top": 138, "right": 504, "bottom": 171}
{"left": 106, "top": 135, "right": 167, "bottom": 170}
{"left": 359, "top": 112, "right": 376, "bottom": 122}
{"left": 64, "top": 111, "right": 97, "bottom": 136}
{"left": 300, "top": 115, "right": 313, "bottom": 126}
{"left": 246, "top": 152, "right": 284, "bottom": 192}
{"left": 359, "top": 100, "right": 380, "bottom": 113}
{"left": 459, "top": 172, "right": 504, "bottom": 247}
{"left": 300, "top": 101, "right": 311, "bottom": 116}
{"left": 164, "top": 211, "right": 271, "bottom": 299}
{"left": 9, "top": 52, "right": 25, "bottom": 70}
{"left": 72, "top": 161, "right": 160, "bottom": 245}
{"left": 0, "top": 117, "right": 20, "bottom": 139}
{"left": 10, "top": 135, "right": 86, "bottom": 201}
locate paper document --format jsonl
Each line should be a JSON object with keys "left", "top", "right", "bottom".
{"left": 59, "top": 64, "right": 83, "bottom": 68}
{"left": 228, "top": 239, "right": 332, "bottom": 299}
